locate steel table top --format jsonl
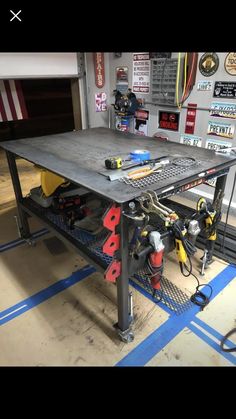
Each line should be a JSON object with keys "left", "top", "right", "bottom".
{"left": 1, "top": 127, "right": 236, "bottom": 203}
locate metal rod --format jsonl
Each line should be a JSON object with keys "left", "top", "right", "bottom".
{"left": 5, "top": 151, "right": 31, "bottom": 239}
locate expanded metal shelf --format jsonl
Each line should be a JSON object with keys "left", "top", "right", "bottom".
{"left": 20, "top": 196, "right": 234, "bottom": 315}
{"left": 20, "top": 197, "right": 113, "bottom": 272}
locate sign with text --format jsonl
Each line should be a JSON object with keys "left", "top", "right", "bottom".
{"left": 95, "top": 92, "right": 107, "bottom": 112}
{"left": 205, "top": 139, "right": 232, "bottom": 152}
{"left": 207, "top": 121, "right": 235, "bottom": 139}
{"left": 159, "top": 111, "right": 180, "bottom": 131}
{"left": 132, "top": 53, "right": 150, "bottom": 94}
{"left": 185, "top": 103, "right": 197, "bottom": 134}
{"left": 197, "top": 80, "right": 213, "bottom": 91}
{"left": 93, "top": 53, "right": 105, "bottom": 88}
{"left": 180, "top": 134, "right": 202, "bottom": 147}
{"left": 224, "top": 53, "right": 236, "bottom": 76}
{"left": 199, "top": 53, "right": 219, "bottom": 77}
{"left": 213, "top": 81, "right": 236, "bottom": 98}
{"left": 210, "top": 102, "right": 236, "bottom": 119}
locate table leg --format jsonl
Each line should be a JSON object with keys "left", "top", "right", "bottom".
{"left": 6, "top": 151, "right": 31, "bottom": 239}
{"left": 116, "top": 204, "right": 134, "bottom": 343}
{"left": 206, "top": 173, "right": 228, "bottom": 263}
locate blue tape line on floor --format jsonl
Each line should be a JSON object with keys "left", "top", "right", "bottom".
{"left": 0, "top": 265, "right": 95, "bottom": 326}
{"left": 189, "top": 323, "right": 236, "bottom": 365}
{"left": 193, "top": 317, "right": 236, "bottom": 351}
{"left": 0, "top": 228, "right": 48, "bottom": 253}
{"left": 129, "top": 279, "right": 173, "bottom": 316}
{"left": 116, "top": 265, "right": 236, "bottom": 366}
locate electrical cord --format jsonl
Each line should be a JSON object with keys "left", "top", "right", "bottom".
{"left": 180, "top": 256, "right": 213, "bottom": 309}
{"left": 202, "top": 211, "right": 222, "bottom": 239}
{"left": 220, "top": 328, "right": 236, "bottom": 352}
{"left": 172, "top": 221, "right": 196, "bottom": 257}
{"left": 180, "top": 52, "right": 197, "bottom": 105}
{"left": 172, "top": 219, "right": 213, "bottom": 309}
{"left": 179, "top": 52, "right": 187, "bottom": 105}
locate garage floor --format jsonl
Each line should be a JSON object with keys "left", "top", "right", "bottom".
{"left": 0, "top": 150, "right": 236, "bottom": 366}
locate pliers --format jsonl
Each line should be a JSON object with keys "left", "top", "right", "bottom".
{"left": 126, "top": 163, "right": 162, "bottom": 180}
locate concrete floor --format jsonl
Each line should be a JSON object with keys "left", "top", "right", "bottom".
{"left": 0, "top": 150, "right": 236, "bottom": 366}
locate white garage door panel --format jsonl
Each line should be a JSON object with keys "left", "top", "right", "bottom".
{"left": 0, "top": 53, "right": 78, "bottom": 78}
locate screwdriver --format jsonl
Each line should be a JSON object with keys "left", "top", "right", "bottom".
{"left": 122, "top": 156, "right": 170, "bottom": 170}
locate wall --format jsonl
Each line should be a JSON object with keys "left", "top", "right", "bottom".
{"left": 107, "top": 52, "right": 236, "bottom": 207}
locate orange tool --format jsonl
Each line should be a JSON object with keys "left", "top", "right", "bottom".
{"left": 127, "top": 165, "right": 162, "bottom": 180}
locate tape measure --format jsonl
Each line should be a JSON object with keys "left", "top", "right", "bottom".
{"left": 105, "top": 157, "right": 123, "bottom": 170}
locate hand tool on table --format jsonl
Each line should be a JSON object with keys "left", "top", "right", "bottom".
{"left": 105, "top": 156, "right": 131, "bottom": 169}
{"left": 103, "top": 158, "right": 170, "bottom": 181}
{"left": 122, "top": 155, "right": 170, "bottom": 170}
{"left": 126, "top": 163, "right": 162, "bottom": 180}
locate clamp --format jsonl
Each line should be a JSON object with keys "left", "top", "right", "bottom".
{"left": 138, "top": 190, "right": 178, "bottom": 225}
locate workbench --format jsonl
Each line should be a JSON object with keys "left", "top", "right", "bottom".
{"left": 1, "top": 127, "right": 236, "bottom": 342}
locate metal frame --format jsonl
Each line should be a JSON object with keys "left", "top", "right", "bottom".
{"left": 5, "top": 150, "right": 134, "bottom": 342}
{"left": 3, "top": 148, "right": 231, "bottom": 343}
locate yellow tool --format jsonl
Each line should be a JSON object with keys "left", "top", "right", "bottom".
{"left": 197, "top": 197, "right": 216, "bottom": 240}
{"left": 175, "top": 228, "right": 188, "bottom": 264}
{"left": 105, "top": 157, "right": 123, "bottom": 169}
{"left": 205, "top": 215, "right": 217, "bottom": 240}
{"left": 41, "top": 170, "right": 70, "bottom": 197}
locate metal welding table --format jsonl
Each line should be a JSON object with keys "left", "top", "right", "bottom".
{"left": 1, "top": 127, "right": 236, "bottom": 342}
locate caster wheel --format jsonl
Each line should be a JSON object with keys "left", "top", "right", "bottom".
{"left": 122, "top": 331, "right": 134, "bottom": 343}
{"left": 26, "top": 239, "right": 36, "bottom": 247}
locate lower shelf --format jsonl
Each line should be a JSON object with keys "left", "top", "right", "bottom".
{"left": 21, "top": 197, "right": 113, "bottom": 271}
{"left": 20, "top": 196, "right": 226, "bottom": 316}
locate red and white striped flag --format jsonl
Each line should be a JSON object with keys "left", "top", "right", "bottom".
{"left": 0, "top": 80, "right": 28, "bottom": 122}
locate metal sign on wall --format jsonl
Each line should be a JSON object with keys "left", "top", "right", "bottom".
{"left": 93, "top": 52, "right": 105, "bottom": 88}
{"left": 205, "top": 139, "right": 232, "bottom": 152}
{"left": 210, "top": 102, "right": 236, "bottom": 119}
{"left": 180, "top": 134, "right": 202, "bottom": 147}
{"left": 95, "top": 92, "right": 107, "bottom": 112}
{"left": 213, "top": 81, "right": 236, "bottom": 98}
{"left": 224, "top": 53, "right": 236, "bottom": 75}
{"left": 207, "top": 121, "right": 235, "bottom": 139}
{"left": 199, "top": 53, "right": 219, "bottom": 77}
{"left": 132, "top": 52, "right": 150, "bottom": 94}
{"left": 185, "top": 103, "right": 197, "bottom": 134}
{"left": 159, "top": 111, "right": 180, "bottom": 131}
{"left": 197, "top": 80, "right": 213, "bottom": 91}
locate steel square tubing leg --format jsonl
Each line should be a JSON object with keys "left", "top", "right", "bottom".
{"left": 206, "top": 173, "right": 228, "bottom": 261}
{"left": 6, "top": 151, "right": 31, "bottom": 239}
{"left": 116, "top": 203, "right": 134, "bottom": 343}
{"left": 213, "top": 173, "right": 227, "bottom": 203}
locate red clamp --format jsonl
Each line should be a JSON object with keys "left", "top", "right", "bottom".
{"left": 103, "top": 204, "right": 121, "bottom": 231}
{"left": 102, "top": 233, "right": 120, "bottom": 256}
{"left": 104, "top": 260, "right": 121, "bottom": 283}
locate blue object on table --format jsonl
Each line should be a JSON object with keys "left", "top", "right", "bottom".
{"left": 130, "top": 150, "right": 151, "bottom": 161}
